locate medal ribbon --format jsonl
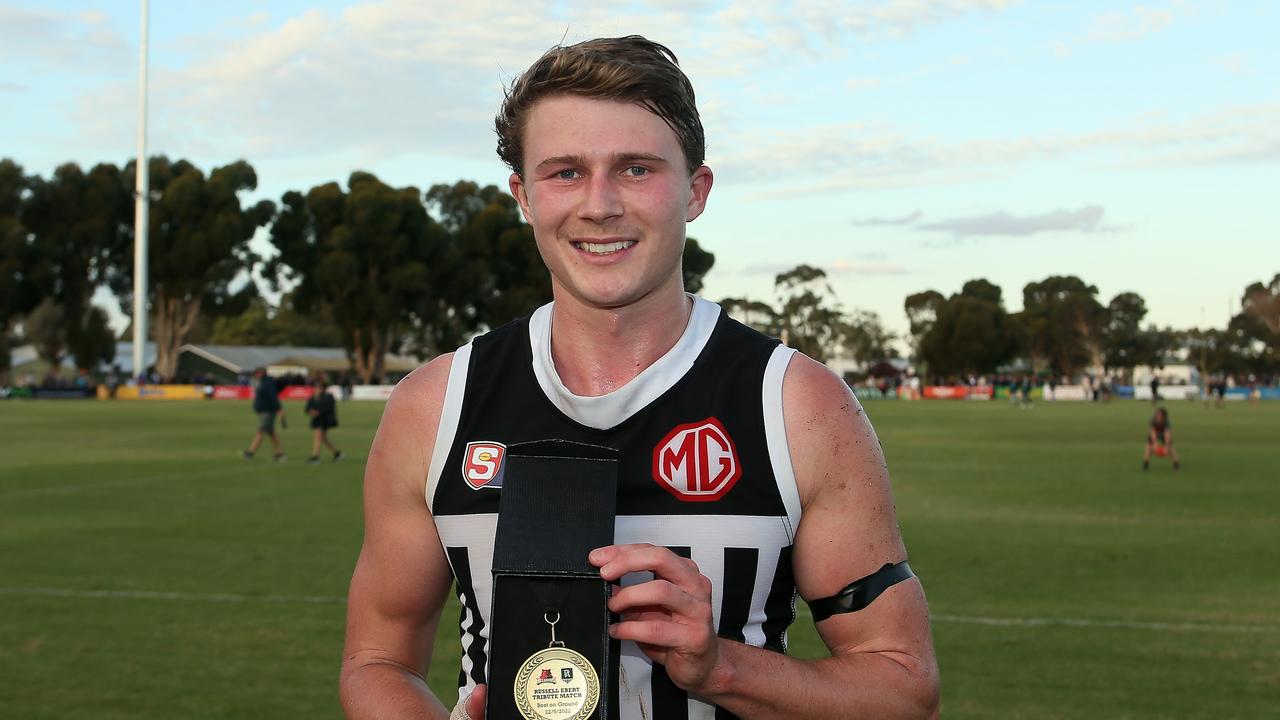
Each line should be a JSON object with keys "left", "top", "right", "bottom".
{"left": 528, "top": 578, "right": 574, "bottom": 648}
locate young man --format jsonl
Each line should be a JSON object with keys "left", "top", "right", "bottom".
{"left": 1143, "top": 406, "right": 1181, "bottom": 471}
{"left": 242, "top": 367, "right": 286, "bottom": 461}
{"left": 305, "top": 377, "right": 343, "bottom": 464}
{"left": 341, "top": 36, "right": 939, "bottom": 720}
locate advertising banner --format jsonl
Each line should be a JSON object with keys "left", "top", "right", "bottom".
{"left": 110, "top": 385, "right": 208, "bottom": 400}
{"left": 924, "top": 386, "right": 969, "bottom": 400}
{"left": 1046, "top": 385, "right": 1088, "bottom": 401}
{"left": 212, "top": 385, "right": 252, "bottom": 400}
{"left": 1133, "top": 385, "right": 1199, "bottom": 401}
{"left": 351, "top": 385, "right": 395, "bottom": 401}
{"left": 279, "top": 386, "right": 315, "bottom": 401}
{"left": 30, "top": 387, "right": 97, "bottom": 399}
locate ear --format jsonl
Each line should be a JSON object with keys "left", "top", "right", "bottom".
{"left": 509, "top": 172, "right": 533, "bottom": 224}
{"left": 685, "top": 165, "right": 714, "bottom": 223}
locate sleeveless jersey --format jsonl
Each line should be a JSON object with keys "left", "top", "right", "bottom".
{"left": 426, "top": 296, "right": 801, "bottom": 720}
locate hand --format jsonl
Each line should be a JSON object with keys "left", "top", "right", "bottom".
{"left": 451, "top": 684, "right": 487, "bottom": 720}
{"left": 590, "top": 544, "right": 721, "bottom": 694}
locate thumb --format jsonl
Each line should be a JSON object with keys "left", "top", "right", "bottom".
{"left": 466, "top": 684, "right": 487, "bottom": 719}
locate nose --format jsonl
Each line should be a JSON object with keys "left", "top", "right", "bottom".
{"left": 577, "top": 173, "right": 623, "bottom": 224}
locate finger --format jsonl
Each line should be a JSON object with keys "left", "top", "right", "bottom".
{"left": 589, "top": 543, "right": 655, "bottom": 566}
{"left": 608, "top": 579, "right": 708, "bottom": 621}
{"left": 608, "top": 617, "right": 701, "bottom": 650}
{"left": 594, "top": 546, "right": 706, "bottom": 589}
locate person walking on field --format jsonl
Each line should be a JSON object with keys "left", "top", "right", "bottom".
{"left": 306, "top": 377, "right": 343, "bottom": 464}
{"left": 242, "top": 367, "right": 286, "bottom": 461}
{"left": 1143, "top": 406, "right": 1180, "bottom": 471}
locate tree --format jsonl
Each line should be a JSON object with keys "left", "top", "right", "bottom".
{"left": 423, "top": 181, "right": 548, "bottom": 352}
{"left": 1241, "top": 273, "right": 1280, "bottom": 335}
{"left": 681, "top": 237, "right": 715, "bottom": 294}
{"left": 1181, "top": 327, "right": 1234, "bottom": 379}
{"left": 1238, "top": 274, "right": 1280, "bottom": 374}
{"left": 23, "top": 298, "right": 67, "bottom": 369}
{"left": 842, "top": 309, "right": 897, "bottom": 363}
{"left": 270, "top": 172, "right": 442, "bottom": 383}
{"left": 121, "top": 157, "right": 274, "bottom": 380}
{"left": 0, "top": 159, "right": 37, "bottom": 379}
{"left": 720, "top": 297, "right": 779, "bottom": 336}
{"left": 1223, "top": 312, "right": 1277, "bottom": 377}
{"left": 903, "top": 290, "right": 945, "bottom": 366}
{"left": 773, "top": 264, "right": 845, "bottom": 362}
{"left": 919, "top": 280, "right": 1019, "bottom": 378}
{"left": 1100, "top": 291, "right": 1152, "bottom": 374}
{"left": 1020, "top": 275, "right": 1104, "bottom": 377}
{"left": 22, "top": 162, "right": 132, "bottom": 370}
{"left": 208, "top": 293, "right": 343, "bottom": 348}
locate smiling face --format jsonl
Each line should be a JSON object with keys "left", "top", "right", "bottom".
{"left": 509, "top": 94, "right": 713, "bottom": 311}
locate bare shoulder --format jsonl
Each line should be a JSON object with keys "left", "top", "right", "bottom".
{"left": 782, "top": 353, "right": 904, "bottom": 599}
{"left": 368, "top": 353, "right": 457, "bottom": 501}
{"left": 781, "top": 353, "right": 885, "bottom": 503}
{"left": 384, "top": 353, "right": 455, "bottom": 423}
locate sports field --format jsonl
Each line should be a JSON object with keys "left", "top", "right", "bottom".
{"left": 1, "top": 397, "right": 1276, "bottom": 719}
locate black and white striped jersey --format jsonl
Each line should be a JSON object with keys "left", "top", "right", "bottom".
{"left": 426, "top": 295, "right": 802, "bottom": 720}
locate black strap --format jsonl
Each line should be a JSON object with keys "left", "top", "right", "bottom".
{"left": 806, "top": 561, "right": 915, "bottom": 623}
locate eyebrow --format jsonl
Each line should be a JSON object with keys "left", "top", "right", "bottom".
{"left": 533, "top": 152, "right": 670, "bottom": 173}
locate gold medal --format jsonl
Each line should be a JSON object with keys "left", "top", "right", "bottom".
{"left": 513, "top": 612, "right": 600, "bottom": 720}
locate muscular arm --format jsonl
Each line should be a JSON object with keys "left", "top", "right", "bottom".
{"left": 600, "top": 353, "right": 939, "bottom": 719}
{"left": 339, "top": 355, "right": 463, "bottom": 719}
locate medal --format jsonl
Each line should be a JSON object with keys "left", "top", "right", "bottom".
{"left": 513, "top": 610, "right": 600, "bottom": 720}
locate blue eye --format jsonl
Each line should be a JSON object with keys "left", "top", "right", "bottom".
{"left": 556, "top": 169, "right": 579, "bottom": 180}
{"left": 626, "top": 166, "right": 649, "bottom": 176}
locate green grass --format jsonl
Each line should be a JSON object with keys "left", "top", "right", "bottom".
{"left": 1, "top": 398, "right": 1277, "bottom": 718}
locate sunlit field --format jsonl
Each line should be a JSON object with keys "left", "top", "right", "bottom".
{"left": 1, "top": 397, "right": 1276, "bottom": 719}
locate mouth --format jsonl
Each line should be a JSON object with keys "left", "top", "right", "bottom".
{"left": 571, "top": 239, "right": 637, "bottom": 255}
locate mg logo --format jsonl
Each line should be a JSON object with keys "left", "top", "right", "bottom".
{"left": 652, "top": 418, "right": 741, "bottom": 501}
{"left": 462, "top": 441, "right": 506, "bottom": 490}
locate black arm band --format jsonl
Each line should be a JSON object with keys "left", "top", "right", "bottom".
{"left": 806, "top": 561, "right": 915, "bottom": 623}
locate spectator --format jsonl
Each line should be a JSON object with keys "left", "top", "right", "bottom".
{"left": 305, "top": 377, "right": 343, "bottom": 464}
{"left": 241, "top": 367, "right": 286, "bottom": 461}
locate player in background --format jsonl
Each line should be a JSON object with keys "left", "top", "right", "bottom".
{"left": 1143, "top": 406, "right": 1180, "bottom": 471}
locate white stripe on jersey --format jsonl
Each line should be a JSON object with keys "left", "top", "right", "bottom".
{"left": 426, "top": 342, "right": 472, "bottom": 511}
{"left": 763, "top": 344, "right": 802, "bottom": 537}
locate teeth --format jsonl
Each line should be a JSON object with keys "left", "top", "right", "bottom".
{"left": 574, "top": 240, "right": 635, "bottom": 254}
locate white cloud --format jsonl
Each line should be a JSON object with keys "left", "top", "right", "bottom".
{"left": 54, "top": 0, "right": 1032, "bottom": 175}
{"left": 852, "top": 211, "right": 923, "bottom": 226}
{"left": 729, "top": 102, "right": 1280, "bottom": 198}
{"left": 917, "top": 206, "right": 1106, "bottom": 238}
{"left": 0, "top": 4, "right": 130, "bottom": 69}
{"left": 742, "top": 258, "right": 908, "bottom": 276}
{"left": 1089, "top": 4, "right": 1179, "bottom": 42}
{"left": 1214, "top": 52, "right": 1253, "bottom": 76}
{"left": 829, "top": 259, "right": 909, "bottom": 275}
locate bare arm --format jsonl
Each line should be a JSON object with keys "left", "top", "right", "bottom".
{"left": 340, "top": 355, "right": 481, "bottom": 719}
{"left": 598, "top": 353, "right": 939, "bottom": 718}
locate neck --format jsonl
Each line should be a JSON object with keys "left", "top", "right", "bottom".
{"left": 549, "top": 287, "right": 693, "bottom": 397}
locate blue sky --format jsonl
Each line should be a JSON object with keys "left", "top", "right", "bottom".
{"left": 2, "top": 1, "right": 1277, "bottom": 340}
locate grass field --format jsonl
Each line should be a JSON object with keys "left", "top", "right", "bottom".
{"left": 1, "top": 397, "right": 1277, "bottom": 719}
